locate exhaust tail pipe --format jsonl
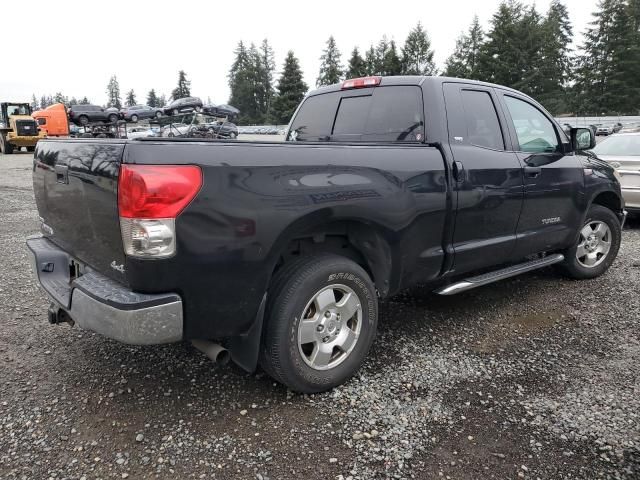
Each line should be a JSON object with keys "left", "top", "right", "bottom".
{"left": 191, "top": 339, "right": 230, "bottom": 365}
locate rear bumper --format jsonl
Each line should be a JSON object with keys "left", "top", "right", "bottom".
{"left": 26, "top": 235, "right": 183, "bottom": 344}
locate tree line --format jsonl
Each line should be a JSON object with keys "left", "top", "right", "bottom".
{"left": 31, "top": 0, "right": 639, "bottom": 123}
{"left": 229, "top": 0, "right": 640, "bottom": 124}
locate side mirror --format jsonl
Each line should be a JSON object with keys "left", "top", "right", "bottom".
{"left": 570, "top": 127, "right": 596, "bottom": 151}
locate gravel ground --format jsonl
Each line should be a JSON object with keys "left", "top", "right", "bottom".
{"left": 1, "top": 150, "right": 639, "bottom": 480}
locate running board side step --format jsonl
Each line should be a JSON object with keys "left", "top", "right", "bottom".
{"left": 434, "top": 254, "right": 565, "bottom": 295}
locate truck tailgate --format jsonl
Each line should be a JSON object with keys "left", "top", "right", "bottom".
{"left": 33, "top": 140, "right": 127, "bottom": 284}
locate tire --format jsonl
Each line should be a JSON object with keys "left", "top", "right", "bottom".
{"left": 27, "top": 146, "right": 35, "bottom": 152}
{"left": 173, "top": 109, "right": 179, "bottom": 116}
{"left": 130, "top": 114, "right": 138, "bottom": 123}
{"left": 557, "top": 204, "right": 621, "bottom": 279}
{"left": 156, "top": 111, "right": 162, "bottom": 118}
{"left": 260, "top": 254, "right": 378, "bottom": 393}
{"left": 229, "top": 132, "right": 237, "bottom": 139}
{"left": 78, "top": 115, "right": 89, "bottom": 126}
{"left": 108, "top": 114, "right": 118, "bottom": 123}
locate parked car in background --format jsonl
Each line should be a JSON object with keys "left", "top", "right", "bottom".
{"left": 159, "top": 123, "right": 190, "bottom": 137}
{"left": 68, "top": 105, "right": 120, "bottom": 126}
{"left": 32, "top": 103, "right": 69, "bottom": 137}
{"left": 120, "top": 105, "right": 163, "bottom": 122}
{"left": 215, "top": 104, "right": 240, "bottom": 120}
{"left": 592, "top": 132, "right": 640, "bottom": 214}
{"left": 596, "top": 123, "right": 623, "bottom": 136}
{"left": 127, "top": 126, "right": 157, "bottom": 139}
{"left": 163, "top": 97, "right": 203, "bottom": 116}
{"left": 204, "top": 121, "right": 238, "bottom": 139}
{"left": 621, "top": 123, "right": 640, "bottom": 133}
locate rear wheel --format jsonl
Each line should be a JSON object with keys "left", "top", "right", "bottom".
{"left": 108, "top": 114, "right": 118, "bottom": 123}
{"left": 558, "top": 204, "right": 621, "bottom": 279}
{"left": 130, "top": 114, "right": 138, "bottom": 123}
{"left": 27, "top": 146, "right": 35, "bottom": 152}
{"left": 79, "top": 115, "right": 89, "bottom": 126}
{"left": 1, "top": 136, "right": 14, "bottom": 154}
{"left": 156, "top": 111, "right": 162, "bottom": 118}
{"left": 260, "top": 254, "right": 378, "bottom": 393}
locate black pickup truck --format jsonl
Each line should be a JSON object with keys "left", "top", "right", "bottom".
{"left": 27, "top": 76, "right": 626, "bottom": 393}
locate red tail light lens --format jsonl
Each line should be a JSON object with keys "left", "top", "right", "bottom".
{"left": 118, "top": 165, "right": 202, "bottom": 218}
{"left": 341, "top": 76, "right": 382, "bottom": 89}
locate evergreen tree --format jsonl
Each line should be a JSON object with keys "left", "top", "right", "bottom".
{"left": 79, "top": 97, "right": 90, "bottom": 105}
{"left": 147, "top": 89, "right": 158, "bottom": 107}
{"left": 346, "top": 47, "right": 367, "bottom": 78}
{"left": 537, "top": 1, "right": 573, "bottom": 114}
{"left": 171, "top": 70, "right": 191, "bottom": 100}
{"left": 382, "top": 40, "right": 403, "bottom": 75}
{"left": 158, "top": 94, "right": 166, "bottom": 107}
{"left": 272, "top": 51, "right": 308, "bottom": 125}
{"left": 69, "top": 97, "right": 78, "bottom": 106}
{"left": 228, "top": 41, "right": 262, "bottom": 124}
{"left": 258, "top": 39, "right": 276, "bottom": 122}
{"left": 106, "top": 75, "right": 122, "bottom": 109}
{"left": 364, "top": 45, "right": 377, "bottom": 75}
{"left": 444, "top": 15, "right": 484, "bottom": 79}
{"left": 54, "top": 92, "right": 68, "bottom": 104}
{"left": 125, "top": 89, "right": 136, "bottom": 107}
{"left": 574, "top": 0, "right": 638, "bottom": 114}
{"left": 477, "top": 1, "right": 526, "bottom": 87}
{"left": 31, "top": 94, "right": 38, "bottom": 111}
{"left": 402, "top": 22, "right": 437, "bottom": 75}
{"left": 316, "top": 36, "right": 343, "bottom": 86}
{"left": 374, "top": 36, "right": 390, "bottom": 75}
{"left": 39, "top": 95, "right": 48, "bottom": 109}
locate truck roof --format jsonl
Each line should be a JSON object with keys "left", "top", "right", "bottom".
{"left": 307, "top": 75, "right": 532, "bottom": 102}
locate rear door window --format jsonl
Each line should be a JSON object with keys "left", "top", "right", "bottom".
{"left": 460, "top": 90, "right": 504, "bottom": 150}
{"left": 288, "top": 86, "right": 423, "bottom": 142}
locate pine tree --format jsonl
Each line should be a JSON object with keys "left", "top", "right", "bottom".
{"left": 228, "top": 41, "right": 261, "bottom": 124}
{"left": 626, "top": 0, "right": 640, "bottom": 112}
{"left": 31, "top": 94, "right": 38, "bottom": 111}
{"left": 147, "top": 89, "right": 158, "bottom": 107}
{"left": 444, "top": 16, "right": 484, "bottom": 79}
{"left": 316, "top": 36, "right": 343, "bottom": 86}
{"left": 382, "top": 40, "right": 403, "bottom": 75}
{"left": 171, "top": 70, "right": 191, "bottom": 100}
{"left": 69, "top": 97, "right": 78, "bottom": 106}
{"left": 39, "top": 96, "right": 48, "bottom": 109}
{"left": 158, "top": 94, "right": 166, "bottom": 107}
{"left": 574, "top": 0, "right": 638, "bottom": 114}
{"left": 79, "top": 97, "right": 90, "bottom": 105}
{"left": 537, "top": 1, "right": 573, "bottom": 114}
{"left": 106, "top": 76, "right": 122, "bottom": 109}
{"left": 125, "top": 89, "right": 136, "bottom": 107}
{"left": 402, "top": 22, "right": 437, "bottom": 75}
{"left": 374, "top": 36, "right": 390, "bottom": 75}
{"left": 346, "top": 47, "right": 367, "bottom": 79}
{"left": 364, "top": 46, "right": 377, "bottom": 75}
{"left": 272, "top": 51, "right": 308, "bottom": 125}
{"left": 258, "top": 39, "right": 276, "bottom": 122}
{"left": 54, "top": 92, "right": 68, "bottom": 104}
{"left": 477, "top": 1, "right": 526, "bottom": 87}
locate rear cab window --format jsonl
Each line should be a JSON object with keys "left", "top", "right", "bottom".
{"left": 288, "top": 86, "right": 424, "bottom": 143}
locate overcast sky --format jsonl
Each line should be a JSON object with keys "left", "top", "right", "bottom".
{"left": 3, "top": 0, "right": 598, "bottom": 106}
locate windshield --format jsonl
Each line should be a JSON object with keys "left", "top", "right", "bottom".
{"left": 6, "top": 104, "right": 30, "bottom": 116}
{"left": 592, "top": 135, "right": 640, "bottom": 156}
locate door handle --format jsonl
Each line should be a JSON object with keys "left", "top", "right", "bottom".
{"left": 453, "top": 161, "right": 465, "bottom": 183}
{"left": 55, "top": 164, "right": 69, "bottom": 184}
{"left": 524, "top": 166, "right": 541, "bottom": 178}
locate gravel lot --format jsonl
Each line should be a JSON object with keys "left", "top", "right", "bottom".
{"left": 1, "top": 150, "right": 639, "bottom": 480}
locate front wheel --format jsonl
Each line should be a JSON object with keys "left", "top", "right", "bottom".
{"left": 260, "top": 254, "right": 378, "bottom": 393}
{"left": 558, "top": 204, "right": 621, "bottom": 279}
{"left": 108, "top": 114, "right": 118, "bottom": 123}
{"left": 130, "top": 114, "right": 138, "bottom": 123}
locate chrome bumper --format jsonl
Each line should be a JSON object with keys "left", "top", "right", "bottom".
{"left": 26, "top": 235, "right": 183, "bottom": 345}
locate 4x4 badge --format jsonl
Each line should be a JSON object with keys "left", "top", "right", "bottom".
{"left": 110, "top": 261, "right": 125, "bottom": 273}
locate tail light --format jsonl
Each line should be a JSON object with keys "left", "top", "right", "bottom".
{"left": 341, "top": 76, "right": 382, "bottom": 90}
{"left": 118, "top": 165, "right": 202, "bottom": 258}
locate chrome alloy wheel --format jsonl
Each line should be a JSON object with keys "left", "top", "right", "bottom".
{"left": 297, "top": 284, "right": 362, "bottom": 371}
{"left": 576, "top": 220, "right": 612, "bottom": 268}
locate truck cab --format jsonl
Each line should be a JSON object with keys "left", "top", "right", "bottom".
{"left": 32, "top": 103, "right": 70, "bottom": 137}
